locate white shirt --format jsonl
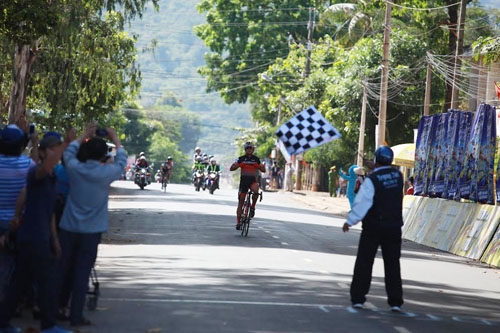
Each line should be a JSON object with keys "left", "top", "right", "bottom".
{"left": 346, "top": 166, "right": 393, "bottom": 226}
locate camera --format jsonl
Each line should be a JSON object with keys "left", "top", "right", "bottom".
{"left": 29, "top": 123, "right": 35, "bottom": 135}
{"left": 95, "top": 128, "right": 108, "bottom": 137}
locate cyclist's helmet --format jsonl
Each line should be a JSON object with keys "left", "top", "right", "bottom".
{"left": 243, "top": 141, "right": 254, "bottom": 149}
{"left": 139, "top": 152, "right": 145, "bottom": 157}
{"left": 374, "top": 146, "right": 394, "bottom": 165}
{"left": 167, "top": 156, "right": 173, "bottom": 160}
{"left": 195, "top": 146, "right": 201, "bottom": 152}
{"left": 210, "top": 158, "right": 216, "bottom": 164}
{"left": 196, "top": 156, "right": 202, "bottom": 162}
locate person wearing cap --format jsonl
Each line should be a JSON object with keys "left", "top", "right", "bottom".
{"left": 0, "top": 124, "right": 38, "bottom": 333}
{"left": 328, "top": 165, "right": 338, "bottom": 197}
{"left": 57, "top": 123, "right": 126, "bottom": 327}
{"left": 8, "top": 131, "right": 73, "bottom": 333}
{"left": 342, "top": 146, "right": 405, "bottom": 313}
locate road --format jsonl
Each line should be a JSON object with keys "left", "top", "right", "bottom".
{"left": 14, "top": 181, "right": 500, "bottom": 332}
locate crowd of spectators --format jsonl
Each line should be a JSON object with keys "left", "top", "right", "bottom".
{"left": 0, "top": 121, "right": 127, "bottom": 333}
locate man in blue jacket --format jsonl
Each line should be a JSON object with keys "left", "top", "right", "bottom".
{"left": 58, "top": 124, "right": 127, "bottom": 327}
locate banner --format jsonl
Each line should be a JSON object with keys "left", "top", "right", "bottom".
{"left": 413, "top": 115, "right": 436, "bottom": 196}
{"left": 427, "top": 113, "right": 449, "bottom": 197}
{"left": 275, "top": 106, "right": 341, "bottom": 156}
{"left": 472, "top": 104, "right": 496, "bottom": 204}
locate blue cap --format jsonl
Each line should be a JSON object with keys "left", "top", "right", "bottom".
{"left": 39, "top": 131, "right": 63, "bottom": 149}
{"left": 0, "top": 124, "right": 25, "bottom": 145}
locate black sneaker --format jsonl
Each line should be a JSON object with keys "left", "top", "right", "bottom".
{"left": 235, "top": 223, "right": 241, "bottom": 230}
{"left": 250, "top": 207, "right": 255, "bottom": 218}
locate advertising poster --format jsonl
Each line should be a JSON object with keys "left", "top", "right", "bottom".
{"left": 442, "top": 110, "right": 461, "bottom": 200}
{"left": 402, "top": 197, "right": 441, "bottom": 243}
{"left": 413, "top": 116, "right": 435, "bottom": 196}
{"left": 420, "top": 201, "right": 476, "bottom": 252}
{"left": 471, "top": 104, "right": 496, "bottom": 204}
{"left": 457, "top": 110, "right": 482, "bottom": 201}
{"left": 481, "top": 225, "right": 500, "bottom": 267}
{"left": 450, "top": 205, "right": 500, "bottom": 259}
{"left": 428, "top": 113, "right": 449, "bottom": 197}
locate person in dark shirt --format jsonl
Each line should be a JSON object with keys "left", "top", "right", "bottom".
{"left": 9, "top": 132, "right": 72, "bottom": 333}
{"left": 342, "top": 146, "right": 404, "bottom": 312}
{"left": 229, "top": 142, "right": 266, "bottom": 229}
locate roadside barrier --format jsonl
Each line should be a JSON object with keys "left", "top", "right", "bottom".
{"left": 402, "top": 196, "right": 500, "bottom": 267}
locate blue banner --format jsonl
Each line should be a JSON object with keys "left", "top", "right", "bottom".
{"left": 428, "top": 113, "right": 449, "bottom": 197}
{"left": 414, "top": 115, "right": 436, "bottom": 196}
{"left": 473, "top": 104, "right": 496, "bottom": 204}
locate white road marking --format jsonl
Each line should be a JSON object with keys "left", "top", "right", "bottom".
{"left": 281, "top": 242, "right": 289, "bottom": 246}
{"left": 101, "top": 297, "right": 344, "bottom": 309}
{"left": 394, "top": 327, "right": 412, "bottom": 333}
{"left": 272, "top": 235, "right": 280, "bottom": 239}
{"left": 318, "top": 306, "right": 330, "bottom": 313}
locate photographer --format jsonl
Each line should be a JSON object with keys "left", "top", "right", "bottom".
{"left": 57, "top": 123, "right": 127, "bottom": 327}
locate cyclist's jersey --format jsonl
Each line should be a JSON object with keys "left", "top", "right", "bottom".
{"left": 235, "top": 155, "right": 261, "bottom": 193}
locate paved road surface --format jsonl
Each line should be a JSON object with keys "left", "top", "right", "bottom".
{"left": 12, "top": 181, "right": 500, "bottom": 333}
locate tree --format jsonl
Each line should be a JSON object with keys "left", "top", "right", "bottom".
{"left": 0, "top": 0, "right": 159, "bottom": 125}
{"left": 194, "top": 0, "right": 327, "bottom": 104}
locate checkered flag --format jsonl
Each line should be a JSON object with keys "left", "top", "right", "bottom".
{"left": 275, "top": 105, "right": 341, "bottom": 156}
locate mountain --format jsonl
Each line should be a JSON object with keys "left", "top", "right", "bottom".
{"left": 128, "top": 0, "right": 252, "bottom": 159}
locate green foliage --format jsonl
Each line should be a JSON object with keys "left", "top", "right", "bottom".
{"left": 195, "top": 0, "right": 328, "bottom": 104}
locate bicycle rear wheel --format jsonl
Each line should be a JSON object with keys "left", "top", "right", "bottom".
{"left": 240, "top": 192, "right": 251, "bottom": 236}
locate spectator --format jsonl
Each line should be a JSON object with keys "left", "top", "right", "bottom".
{"left": 328, "top": 166, "right": 338, "bottom": 197}
{"left": 57, "top": 124, "right": 127, "bottom": 327}
{"left": 406, "top": 176, "right": 414, "bottom": 195}
{"left": 353, "top": 167, "right": 365, "bottom": 194}
{"left": 270, "top": 162, "right": 280, "bottom": 190}
{"left": 339, "top": 165, "right": 358, "bottom": 209}
{"left": 285, "top": 163, "right": 295, "bottom": 192}
{"left": 10, "top": 132, "right": 72, "bottom": 333}
{"left": 0, "top": 124, "right": 37, "bottom": 333}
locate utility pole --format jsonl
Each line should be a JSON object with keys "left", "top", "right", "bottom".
{"left": 296, "top": 7, "right": 315, "bottom": 190}
{"left": 451, "top": 0, "right": 467, "bottom": 109}
{"left": 357, "top": 84, "right": 367, "bottom": 167}
{"left": 377, "top": 1, "right": 391, "bottom": 148}
{"left": 423, "top": 60, "right": 432, "bottom": 116}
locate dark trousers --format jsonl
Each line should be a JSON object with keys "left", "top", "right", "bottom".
{"left": 58, "top": 230, "right": 100, "bottom": 324}
{"left": 3, "top": 243, "right": 58, "bottom": 330}
{"left": 350, "top": 227, "right": 403, "bottom": 307}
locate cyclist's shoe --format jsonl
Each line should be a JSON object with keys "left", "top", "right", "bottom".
{"left": 235, "top": 223, "right": 241, "bottom": 230}
{"left": 250, "top": 207, "right": 255, "bottom": 218}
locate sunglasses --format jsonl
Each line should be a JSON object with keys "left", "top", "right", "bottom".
{"left": 245, "top": 146, "right": 254, "bottom": 150}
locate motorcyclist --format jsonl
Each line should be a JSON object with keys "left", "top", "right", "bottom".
{"left": 193, "top": 147, "right": 202, "bottom": 163}
{"left": 192, "top": 156, "right": 205, "bottom": 183}
{"left": 205, "top": 158, "right": 221, "bottom": 189}
{"left": 135, "top": 155, "right": 151, "bottom": 184}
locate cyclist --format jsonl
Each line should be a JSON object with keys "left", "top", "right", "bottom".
{"left": 230, "top": 141, "right": 266, "bottom": 230}
{"left": 161, "top": 156, "right": 174, "bottom": 184}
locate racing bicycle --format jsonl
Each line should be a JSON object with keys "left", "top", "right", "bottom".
{"left": 239, "top": 189, "right": 263, "bottom": 237}
{"left": 161, "top": 173, "right": 168, "bottom": 192}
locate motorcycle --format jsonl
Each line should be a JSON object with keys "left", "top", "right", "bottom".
{"left": 193, "top": 169, "right": 204, "bottom": 192}
{"left": 135, "top": 167, "right": 151, "bottom": 190}
{"left": 206, "top": 171, "right": 220, "bottom": 194}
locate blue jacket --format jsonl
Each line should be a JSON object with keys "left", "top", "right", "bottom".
{"left": 339, "top": 165, "right": 358, "bottom": 207}
{"left": 59, "top": 140, "right": 127, "bottom": 233}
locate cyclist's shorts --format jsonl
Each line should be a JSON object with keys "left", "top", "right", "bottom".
{"left": 239, "top": 176, "right": 258, "bottom": 194}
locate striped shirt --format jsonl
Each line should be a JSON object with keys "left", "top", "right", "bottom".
{"left": 0, "top": 154, "right": 36, "bottom": 229}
